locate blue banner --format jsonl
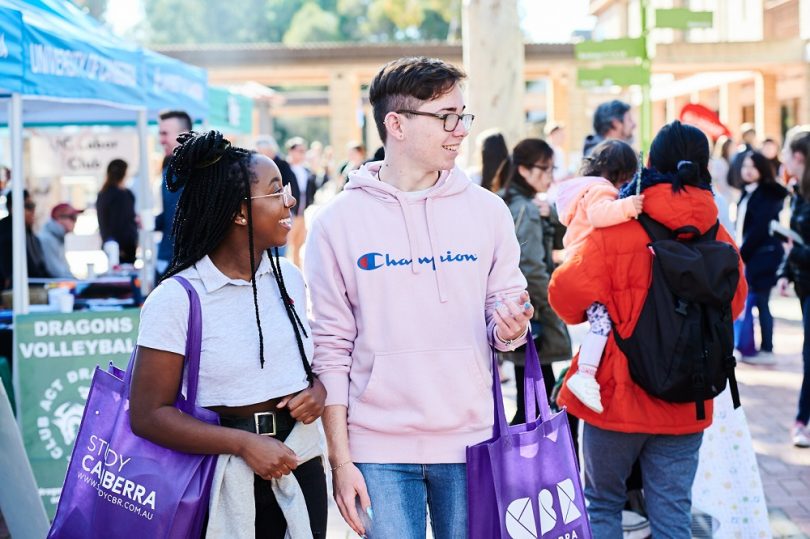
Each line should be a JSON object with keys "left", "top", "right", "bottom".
{"left": 0, "top": 7, "right": 23, "bottom": 93}
{"left": 144, "top": 50, "right": 208, "bottom": 121}
{"left": 0, "top": 0, "right": 209, "bottom": 124}
{"left": 21, "top": 18, "right": 144, "bottom": 106}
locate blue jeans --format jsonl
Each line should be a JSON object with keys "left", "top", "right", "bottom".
{"left": 583, "top": 424, "right": 703, "bottom": 539}
{"left": 355, "top": 463, "right": 466, "bottom": 539}
{"left": 798, "top": 295, "right": 810, "bottom": 424}
{"left": 735, "top": 289, "right": 774, "bottom": 355}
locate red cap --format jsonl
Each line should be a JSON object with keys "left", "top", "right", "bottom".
{"left": 51, "top": 203, "right": 83, "bottom": 219}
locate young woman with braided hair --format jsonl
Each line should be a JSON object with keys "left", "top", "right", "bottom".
{"left": 130, "top": 130, "right": 328, "bottom": 538}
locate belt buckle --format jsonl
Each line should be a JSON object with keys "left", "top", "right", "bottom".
{"left": 254, "top": 411, "right": 277, "bottom": 436}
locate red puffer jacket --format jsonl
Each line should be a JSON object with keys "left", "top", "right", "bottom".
{"left": 549, "top": 183, "right": 747, "bottom": 434}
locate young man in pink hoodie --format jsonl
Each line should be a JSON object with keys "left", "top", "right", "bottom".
{"left": 304, "top": 57, "right": 533, "bottom": 538}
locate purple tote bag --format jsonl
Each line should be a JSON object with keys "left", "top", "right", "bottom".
{"left": 467, "top": 333, "right": 592, "bottom": 539}
{"left": 48, "top": 276, "right": 218, "bottom": 539}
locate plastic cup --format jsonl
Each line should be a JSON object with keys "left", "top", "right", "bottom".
{"left": 58, "top": 293, "right": 74, "bottom": 313}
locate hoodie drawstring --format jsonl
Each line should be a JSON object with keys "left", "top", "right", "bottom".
{"left": 395, "top": 193, "right": 422, "bottom": 276}
{"left": 425, "top": 197, "right": 449, "bottom": 303}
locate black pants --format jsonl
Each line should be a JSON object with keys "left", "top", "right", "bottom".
{"left": 254, "top": 457, "right": 328, "bottom": 538}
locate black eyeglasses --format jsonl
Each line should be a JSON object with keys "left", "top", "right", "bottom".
{"left": 396, "top": 110, "right": 475, "bottom": 132}
{"left": 24, "top": 202, "right": 36, "bottom": 210}
{"left": 529, "top": 163, "right": 555, "bottom": 173}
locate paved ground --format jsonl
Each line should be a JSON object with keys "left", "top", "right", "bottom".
{"left": 325, "top": 294, "right": 810, "bottom": 538}
{"left": 743, "top": 294, "right": 810, "bottom": 538}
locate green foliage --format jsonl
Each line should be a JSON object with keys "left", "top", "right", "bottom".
{"left": 142, "top": 0, "right": 460, "bottom": 45}
{"left": 283, "top": 3, "right": 342, "bottom": 44}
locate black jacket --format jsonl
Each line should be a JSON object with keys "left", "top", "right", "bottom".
{"left": 96, "top": 187, "right": 138, "bottom": 264}
{"left": 780, "top": 193, "right": 810, "bottom": 296}
{"left": 0, "top": 216, "right": 51, "bottom": 289}
{"left": 738, "top": 181, "right": 788, "bottom": 290}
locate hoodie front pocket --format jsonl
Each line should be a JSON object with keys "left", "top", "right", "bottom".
{"left": 350, "top": 347, "right": 492, "bottom": 434}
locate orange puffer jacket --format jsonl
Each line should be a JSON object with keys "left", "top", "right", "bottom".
{"left": 549, "top": 183, "right": 747, "bottom": 434}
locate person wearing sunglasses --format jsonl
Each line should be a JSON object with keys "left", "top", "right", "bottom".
{"left": 304, "top": 57, "right": 532, "bottom": 539}
{"left": 0, "top": 189, "right": 52, "bottom": 289}
{"left": 39, "top": 202, "right": 82, "bottom": 279}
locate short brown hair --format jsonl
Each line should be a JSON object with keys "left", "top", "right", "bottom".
{"left": 369, "top": 57, "right": 466, "bottom": 144}
{"left": 579, "top": 139, "right": 638, "bottom": 187}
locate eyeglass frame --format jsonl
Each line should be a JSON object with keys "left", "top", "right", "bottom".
{"left": 528, "top": 163, "right": 556, "bottom": 173}
{"left": 245, "top": 183, "right": 295, "bottom": 207}
{"left": 395, "top": 109, "right": 475, "bottom": 132}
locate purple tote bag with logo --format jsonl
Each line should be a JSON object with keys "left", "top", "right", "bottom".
{"left": 467, "top": 333, "right": 592, "bottom": 539}
{"left": 48, "top": 276, "right": 218, "bottom": 539}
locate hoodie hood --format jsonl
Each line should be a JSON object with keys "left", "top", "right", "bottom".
{"left": 344, "top": 161, "right": 472, "bottom": 302}
{"left": 345, "top": 161, "right": 471, "bottom": 201}
{"left": 555, "top": 176, "right": 613, "bottom": 227}
{"left": 44, "top": 218, "right": 66, "bottom": 240}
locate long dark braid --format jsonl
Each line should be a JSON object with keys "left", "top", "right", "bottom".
{"left": 160, "top": 130, "right": 270, "bottom": 368}
{"left": 269, "top": 247, "right": 313, "bottom": 383}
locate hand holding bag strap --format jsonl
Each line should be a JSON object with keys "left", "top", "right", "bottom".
{"left": 523, "top": 327, "right": 553, "bottom": 423}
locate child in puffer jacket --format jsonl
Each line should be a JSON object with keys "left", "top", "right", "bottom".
{"left": 554, "top": 140, "right": 642, "bottom": 413}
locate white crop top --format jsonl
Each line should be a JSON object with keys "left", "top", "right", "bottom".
{"left": 137, "top": 253, "right": 312, "bottom": 407}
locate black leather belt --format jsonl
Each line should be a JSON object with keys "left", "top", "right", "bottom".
{"left": 219, "top": 409, "right": 296, "bottom": 441}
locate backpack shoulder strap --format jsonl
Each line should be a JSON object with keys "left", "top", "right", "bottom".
{"left": 637, "top": 214, "right": 672, "bottom": 242}
{"left": 701, "top": 220, "right": 720, "bottom": 241}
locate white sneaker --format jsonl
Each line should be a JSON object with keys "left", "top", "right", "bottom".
{"left": 566, "top": 372, "right": 604, "bottom": 413}
{"left": 739, "top": 351, "right": 777, "bottom": 366}
{"left": 793, "top": 424, "right": 810, "bottom": 448}
{"left": 622, "top": 510, "right": 651, "bottom": 539}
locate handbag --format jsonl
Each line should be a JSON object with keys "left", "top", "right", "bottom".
{"left": 466, "top": 332, "right": 591, "bottom": 539}
{"left": 48, "top": 276, "right": 218, "bottom": 539}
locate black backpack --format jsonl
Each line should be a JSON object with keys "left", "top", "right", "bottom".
{"left": 614, "top": 214, "right": 741, "bottom": 420}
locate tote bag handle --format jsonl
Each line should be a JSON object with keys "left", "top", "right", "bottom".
{"left": 489, "top": 327, "right": 553, "bottom": 439}
{"left": 124, "top": 276, "right": 203, "bottom": 413}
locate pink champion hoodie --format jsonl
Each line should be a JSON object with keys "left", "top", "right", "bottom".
{"left": 304, "top": 162, "right": 528, "bottom": 463}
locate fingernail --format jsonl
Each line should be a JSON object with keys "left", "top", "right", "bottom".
{"left": 367, "top": 507, "right": 374, "bottom": 520}
{"left": 524, "top": 302, "right": 532, "bottom": 310}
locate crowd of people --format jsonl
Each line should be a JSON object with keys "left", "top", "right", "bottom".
{"left": 4, "top": 54, "right": 810, "bottom": 538}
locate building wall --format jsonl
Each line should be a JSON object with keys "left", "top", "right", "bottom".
{"left": 592, "top": 0, "right": 765, "bottom": 42}
{"left": 763, "top": 0, "right": 800, "bottom": 39}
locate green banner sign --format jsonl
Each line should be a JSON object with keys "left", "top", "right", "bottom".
{"left": 209, "top": 86, "right": 254, "bottom": 135}
{"left": 575, "top": 38, "right": 646, "bottom": 61}
{"left": 577, "top": 65, "right": 651, "bottom": 88}
{"left": 655, "top": 8, "right": 713, "bottom": 29}
{"left": 14, "top": 309, "right": 140, "bottom": 518}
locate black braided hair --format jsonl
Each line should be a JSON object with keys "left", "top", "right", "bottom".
{"left": 269, "top": 247, "right": 313, "bottom": 382}
{"left": 160, "top": 130, "right": 310, "bottom": 377}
